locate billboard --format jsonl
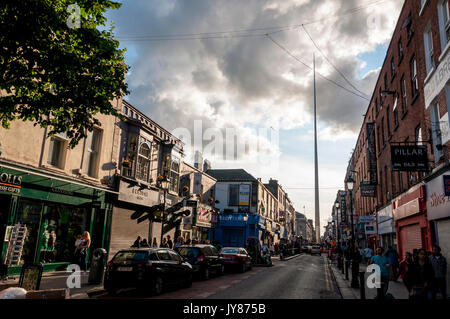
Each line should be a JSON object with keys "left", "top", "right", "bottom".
{"left": 238, "top": 184, "right": 250, "bottom": 206}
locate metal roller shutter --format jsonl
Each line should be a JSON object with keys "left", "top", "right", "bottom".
{"left": 400, "top": 224, "right": 422, "bottom": 257}
{"left": 436, "top": 219, "right": 450, "bottom": 291}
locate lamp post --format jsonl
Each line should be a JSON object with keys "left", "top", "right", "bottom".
{"left": 346, "top": 175, "right": 359, "bottom": 288}
{"left": 157, "top": 176, "right": 170, "bottom": 246}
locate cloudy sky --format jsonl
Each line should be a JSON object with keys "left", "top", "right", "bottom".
{"left": 106, "top": 0, "right": 404, "bottom": 236}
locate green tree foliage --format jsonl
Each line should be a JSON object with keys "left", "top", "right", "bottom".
{"left": 0, "top": 0, "right": 129, "bottom": 148}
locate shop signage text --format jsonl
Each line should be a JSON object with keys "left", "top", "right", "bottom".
{"left": 391, "top": 145, "right": 428, "bottom": 171}
{"left": 424, "top": 44, "right": 450, "bottom": 107}
{"left": 0, "top": 172, "right": 22, "bottom": 193}
{"left": 118, "top": 180, "right": 158, "bottom": 206}
{"left": 394, "top": 198, "right": 420, "bottom": 221}
{"left": 367, "top": 123, "right": 378, "bottom": 184}
{"left": 426, "top": 173, "right": 450, "bottom": 220}
{"left": 359, "top": 216, "right": 375, "bottom": 223}
{"left": 360, "top": 182, "right": 377, "bottom": 197}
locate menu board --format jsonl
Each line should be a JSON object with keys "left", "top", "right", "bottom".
{"left": 19, "top": 264, "right": 43, "bottom": 291}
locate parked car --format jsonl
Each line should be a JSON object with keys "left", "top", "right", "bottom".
{"left": 305, "top": 245, "right": 313, "bottom": 254}
{"left": 175, "top": 244, "right": 225, "bottom": 280}
{"left": 219, "top": 247, "right": 252, "bottom": 272}
{"left": 310, "top": 245, "right": 322, "bottom": 256}
{"left": 103, "top": 248, "right": 192, "bottom": 295}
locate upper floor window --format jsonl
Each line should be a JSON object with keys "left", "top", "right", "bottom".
{"left": 410, "top": 56, "right": 418, "bottom": 98}
{"left": 135, "top": 142, "right": 152, "bottom": 182}
{"left": 398, "top": 39, "right": 404, "bottom": 61}
{"left": 406, "top": 15, "right": 414, "bottom": 42}
{"left": 384, "top": 73, "right": 388, "bottom": 90}
{"left": 229, "top": 184, "right": 239, "bottom": 206}
{"left": 85, "top": 128, "right": 102, "bottom": 178}
{"left": 47, "top": 132, "right": 68, "bottom": 169}
{"left": 440, "top": 0, "right": 450, "bottom": 47}
{"left": 391, "top": 57, "right": 395, "bottom": 78}
{"left": 169, "top": 155, "right": 180, "bottom": 193}
{"left": 401, "top": 75, "right": 407, "bottom": 114}
{"left": 415, "top": 125, "right": 422, "bottom": 146}
{"left": 424, "top": 24, "right": 435, "bottom": 75}
{"left": 123, "top": 105, "right": 128, "bottom": 115}
{"left": 386, "top": 107, "right": 391, "bottom": 136}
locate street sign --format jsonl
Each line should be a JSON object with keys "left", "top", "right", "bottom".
{"left": 391, "top": 145, "right": 428, "bottom": 172}
{"left": 359, "top": 216, "right": 375, "bottom": 223}
{"left": 183, "top": 200, "right": 198, "bottom": 207}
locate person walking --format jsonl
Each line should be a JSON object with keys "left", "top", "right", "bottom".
{"left": 399, "top": 252, "right": 413, "bottom": 293}
{"left": 152, "top": 237, "right": 158, "bottom": 248}
{"left": 160, "top": 237, "right": 168, "bottom": 248}
{"left": 369, "top": 247, "right": 390, "bottom": 299}
{"left": 363, "top": 246, "right": 373, "bottom": 264}
{"left": 78, "top": 231, "right": 91, "bottom": 272}
{"left": 408, "top": 248, "right": 434, "bottom": 300}
{"left": 141, "top": 238, "right": 150, "bottom": 248}
{"left": 385, "top": 246, "right": 400, "bottom": 281}
{"left": 131, "top": 236, "right": 142, "bottom": 248}
{"left": 429, "top": 245, "right": 447, "bottom": 299}
{"left": 166, "top": 235, "right": 173, "bottom": 249}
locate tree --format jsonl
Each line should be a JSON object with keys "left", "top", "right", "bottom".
{"left": 0, "top": 0, "right": 129, "bottom": 148}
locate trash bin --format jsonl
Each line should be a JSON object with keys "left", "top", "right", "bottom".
{"left": 88, "top": 248, "right": 107, "bottom": 285}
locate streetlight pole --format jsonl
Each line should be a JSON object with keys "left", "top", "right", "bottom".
{"left": 346, "top": 176, "right": 359, "bottom": 288}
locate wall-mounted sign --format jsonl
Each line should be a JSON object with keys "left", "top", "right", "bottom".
{"left": 426, "top": 173, "right": 450, "bottom": 221}
{"left": 359, "top": 216, "right": 375, "bottom": 223}
{"left": 424, "top": 43, "right": 450, "bottom": 107}
{"left": 238, "top": 184, "right": 250, "bottom": 206}
{"left": 0, "top": 172, "right": 22, "bottom": 194}
{"left": 391, "top": 145, "right": 428, "bottom": 171}
{"left": 365, "top": 224, "right": 377, "bottom": 235}
{"left": 118, "top": 180, "right": 159, "bottom": 206}
{"left": 444, "top": 175, "right": 450, "bottom": 197}
{"left": 360, "top": 182, "right": 377, "bottom": 197}
{"left": 394, "top": 198, "right": 420, "bottom": 221}
{"left": 367, "top": 123, "right": 378, "bottom": 184}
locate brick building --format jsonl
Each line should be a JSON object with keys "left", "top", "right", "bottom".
{"left": 346, "top": 0, "right": 450, "bottom": 264}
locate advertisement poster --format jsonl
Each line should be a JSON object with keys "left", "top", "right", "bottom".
{"left": 238, "top": 184, "right": 250, "bottom": 206}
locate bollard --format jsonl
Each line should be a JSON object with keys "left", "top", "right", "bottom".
{"left": 359, "top": 271, "right": 366, "bottom": 300}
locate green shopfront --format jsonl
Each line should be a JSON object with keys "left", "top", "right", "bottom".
{"left": 0, "top": 163, "right": 115, "bottom": 275}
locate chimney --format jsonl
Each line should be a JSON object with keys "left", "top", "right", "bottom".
{"left": 194, "top": 151, "right": 203, "bottom": 171}
{"left": 203, "top": 159, "right": 211, "bottom": 172}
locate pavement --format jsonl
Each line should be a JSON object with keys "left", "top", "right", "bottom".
{"left": 327, "top": 258, "right": 410, "bottom": 299}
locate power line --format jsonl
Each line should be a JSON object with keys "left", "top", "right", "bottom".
{"left": 301, "top": 24, "right": 370, "bottom": 99}
{"left": 115, "top": 0, "right": 393, "bottom": 42}
{"left": 266, "top": 34, "right": 370, "bottom": 101}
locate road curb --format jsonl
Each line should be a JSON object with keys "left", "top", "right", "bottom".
{"left": 327, "top": 259, "right": 359, "bottom": 299}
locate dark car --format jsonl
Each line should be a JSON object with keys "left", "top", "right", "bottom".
{"left": 103, "top": 248, "right": 192, "bottom": 295}
{"left": 219, "top": 247, "right": 252, "bottom": 272}
{"left": 175, "top": 244, "right": 224, "bottom": 280}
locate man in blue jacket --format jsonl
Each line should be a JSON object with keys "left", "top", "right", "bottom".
{"left": 429, "top": 245, "right": 447, "bottom": 299}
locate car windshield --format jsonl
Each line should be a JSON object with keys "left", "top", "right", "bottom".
{"left": 313, "top": 246, "right": 320, "bottom": 249}
{"left": 221, "top": 248, "right": 239, "bottom": 254}
{"left": 112, "top": 251, "right": 148, "bottom": 263}
{"left": 176, "top": 247, "right": 200, "bottom": 258}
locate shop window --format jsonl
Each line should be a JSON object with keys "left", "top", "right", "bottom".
{"left": 122, "top": 133, "right": 138, "bottom": 178}
{"left": 85, "top": 128, "right": 102, "bottom": 178}
{"left": 47, "top": 132, "right": 68, "bottom": 169}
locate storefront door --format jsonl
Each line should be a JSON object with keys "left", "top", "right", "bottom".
{"left": 400, "top": 224, "right": 422, "bottom": 258}
{"left": 0, "top": 195, "right": 11, "bottom": 261}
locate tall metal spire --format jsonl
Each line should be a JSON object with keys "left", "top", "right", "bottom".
{"left": 313, "top": 54, "right": 320, "bottom": 243}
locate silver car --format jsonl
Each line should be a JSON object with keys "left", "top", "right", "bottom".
{"left": 310, "top": 246, "right": 322, "bottom": 256}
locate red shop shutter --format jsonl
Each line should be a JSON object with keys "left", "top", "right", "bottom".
{"left": 400, "top": 224, "right": 422, "bottom": 258}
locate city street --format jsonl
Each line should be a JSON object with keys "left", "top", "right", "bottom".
{"left": 90, "top": 255, "right": 340, "bottom": 299}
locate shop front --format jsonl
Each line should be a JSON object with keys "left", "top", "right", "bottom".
{"left": 247, "top": 214, "right": 265, "bottom": 246}
{"left": 377, "top": 204, "right": 396, "bottom": 251}
{"left": 192, "top": 203, "right": 214, "bottom": 243}
{"left": 109, "top": 177, "right": 160, "bottom": 258}
{"left": 0, "top": 163, "right": 115, "bottom": 275}
{"left": 214, "top": 213, "right": 247, "bottom": 248}
{"left": 426, "top": 170, "right": 450, "bottom": 289}
{"left": 394, "top": 184, "right": 431, "bottom": 259}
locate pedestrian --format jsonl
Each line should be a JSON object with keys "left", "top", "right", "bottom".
{"left": 399, "top": 252, "right": 413, "bottom": 293}
{"left": 73, "top": 234, "right": 83, "bottom": 263}
{"left": 270, "top": 244, "right": 274, "bottom": 256}
{"left": 78, "top": 231, "right": 91, "bottom": 272}
{"left": 385, "top": 246, "right": 400, "bottom": 281}
{"left": 152, "top": 237, "right": 158, "bottom": 248}
{"left": 174, "top": 236, "right": 184, "bottom": 248}
{"left": 140, "top": 238, "right": 150, "bottom": 248}
{"left": 160, "top": 237, "right": 168, "bottom": 248}
{"left": 408, "top": 248, "right": 434, "bottom": 300}
{"left": 166, "top": 235, "right": 173, "bottom": 249}
{"left": 185, "top": 237, "right": 191, "bottom": 245}
{"left": 363, "top": 246, "right": 373, "bottom": 264}
{"left": 412, "top": 249, "right": 419, "bottom": 263}
{"left": 131, "top": 236, "right": 142, "bottom": 248}
{"left": 369, "top": 247, "right": 390, "bottom": 299}
{"left": 429, "top": 245, "right": 447, "bottom": 299}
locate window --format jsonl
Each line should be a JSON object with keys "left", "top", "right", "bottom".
{"left": 391, "top": 57, "right": 395, "bottom": 78}
{"left": 406, "top": 15, "right": 413, "bottom": 41}
{"left": 122, "top": 105, "right": 128, "bottom": 115}
{"left": 441, "top": 0, "right": 450, "bottom": 45}
{"left": 47, "top": 132, "right": 68, "bottom": 168}
{"left": 415, "top": 125, "right": 422, "bottom": 146}
{"left": 130, "top": 110, "right": 134, "bottom": 118}
{"left": 401, "top": 75, "right": 407, "bottom": 114}
{"left": 398, "top": 39, "right": 404, "bottom": 61}
{"left": 394, "top": 107, "right": 399, "bottom": 127}
{"left": 381, "top": 117, "right": 386, "bottom": 146}
{"left": 229, "top": 184, "right": 239, "bottom": 206}
{"left": 85, "top": 128, "right": 102, "bottom": 178}
{"left": 424, "top": 26, "right": 434, "bottom": 75}
{"left": 169, "top": 156, "right": 180, "bottom": 192}
{"left": 136, "top": 142, "right": 151, "bottom": 182}
{"left": 386, "top": 107, "right": 391, "bottom": 136}
{"left": 430, "top": 103, "right": 443, "bottom": 162}
{"left": 375, "top": 98, "right": 379, "bottom": 115}
{"left": 410, "top": 57, "right": 418, "bottom": 98}
{"left": 122, "top": 133, "right": 138, "bottom": 178}
{"left": 385, "top": 166, "right": 389, "bottom": 202}
{"left": 384, "top": 73, "right": 388, "bottom": 90}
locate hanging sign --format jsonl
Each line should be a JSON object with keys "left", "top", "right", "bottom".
{"left": 391, "top": 145, "right": 428, "bottom": 171}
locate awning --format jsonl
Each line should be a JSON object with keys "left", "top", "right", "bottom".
{"left": 0, "top": 162, "right": 120, "bottom": 195}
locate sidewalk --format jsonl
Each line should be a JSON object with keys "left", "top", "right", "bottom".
{"left": 328, "top": 259, "right": 410, "bottom": 299}
{"left": 0, "top": 271, "right": 103, "bottom": 299}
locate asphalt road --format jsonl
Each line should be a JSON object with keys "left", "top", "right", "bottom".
{"left": 207, "top": 254, "right": 341, "bottom": 299}
{"left": 90, "top": 254, "right": 341, "bottom": 299}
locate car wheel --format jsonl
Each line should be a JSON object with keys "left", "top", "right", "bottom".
{"left": 240, "top": 263, "right": 246, "bottom": 273}
{"left": 153, "top": 276, "right": 164, "bottom": 296}
{"left": 203, "top": 267, "right": 210, "bottom": 280}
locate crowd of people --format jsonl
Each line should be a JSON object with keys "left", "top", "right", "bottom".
{"left": 332, "top": 242, "right": 447, "bottom": 300}
{"left": 130, "top": 235, "right": 217, "bottom": 249}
